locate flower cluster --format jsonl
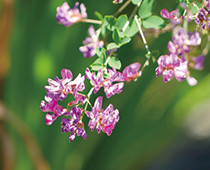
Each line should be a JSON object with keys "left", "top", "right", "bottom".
{"left": 157, "top": 0, "right": 209, "bottom": 86}
{"left": 86, "top": 63, "right": 140, "bottom": 98}
{"left": 41, "top": 0, "right": 209, "bottom": 143}
{"left": 41, "top": 62, "right": 140, "bottom": 142}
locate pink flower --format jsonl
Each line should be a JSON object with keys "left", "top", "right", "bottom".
{"left": 85, "top": 68, "right": 104, "bottom": 93}
{"left": 86, "top": 96, "right": 119, "bottom": 136}
{"left": 79, "top": 26, "right": 104, "bottom": 58}
{"left": 155, "top": 54, "right": 188, "bottom": 82}
{"left": 122, "top": 63, "right": 141, "bottom": 82}
{"left": 56, "top": 2, "right": 87, "bottom": 27}
{"left": 61, "top": 107, "right": 87, "bottom": 142}
{"left": 160, "top": 9, "right": 182, "bottom": 24}
{"left": 85, "top": 68, "right": 124, "bottom": 98}
{"left": 186, "top": 76, "right": 197, "bottom": 86}
{"left": 45, "top": 69, "right": 85, "bottom": 101}
{"left": 40, "top": 95, "right": 67, "bottom": 125}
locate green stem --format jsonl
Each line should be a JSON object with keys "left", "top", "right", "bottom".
{"left": 80, "top": 87, "right": 94, "bottom": 120}
{"left": 81, "top": 19, "right": 102, "bottom": 25}
{"left": 114, "top": 0, "right": 132, "bottom": 17}
{"left": 139, "top": 57, "right": 150, "bottom": 76}
{"left": 134, "top": 15, "right": 151, "bottom": 55}
{"left": 128, "top": 1, "right": 142, "bottom": 21}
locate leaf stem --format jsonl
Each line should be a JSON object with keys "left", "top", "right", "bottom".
{"left": 82, "top": 19, "right": 102, "bottom": 25}
{"left": 114, "top": 0, "right": 132, "bottom": 17}
{"left": 128, "top": 1, "right": 142, "bottom": 21}
{"left": 134, "top": 15, "right": 151, "bottom": 55}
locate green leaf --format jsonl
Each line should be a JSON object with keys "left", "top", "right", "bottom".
{"left": 116, "top": 15, "right": 128, "bottom": 30}
{"left": 131, "top": 0, "right": 142, "bottom": 5}
{"left": 112, "top": 28, "right": 122, "bottom": 44}
{"left": 90, "top": 58, "right": 104, "bottom": 71}
{"left": 142, "top": 15, "right": 165, "bottom": 29}
{"left": 95, "top": 11, "right": 104, "bottom": 21}
{"left": 138, "top": 0, "right": 155, "bottom": 19}
{"left": 107, "top": 37, "right": 131, "bottom": 50}
{"left": 118, "top": 31, "right": 125, "bottom": 38}
{"left": 95, "top": 47, "right": 107, "bottom": 58}
{"left": 124, "top": 19, "right": 139, "bottom": 37}
{"left": 104, "top": 16, "right": 117, "bottom": 31}
{"left": 100, "top": 23, "right": 107, "bottom": 36}
{"left": 121, "top": 37, "right": 131, "bottom": 45}
{"left": 107, "top": 43, "right": 119, "bottom": 50}
{"left": 108, "top": 57, "right": 121, "bottom": 69}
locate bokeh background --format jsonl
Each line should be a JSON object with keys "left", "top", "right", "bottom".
{"left": 1, "top": 0, "right": 210, "bottom": 170}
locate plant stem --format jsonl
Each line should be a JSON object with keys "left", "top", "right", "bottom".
{"left": 114, "top": 0, "right": 132, "bottom": 17}
{"left": 134, "top": 15, "right": 151, "bottom": 55}
{"left": 105, "top": 56, "right": 111, "bottom": 66}
{"left": 128, "top": 1, "right": 142, "bottom": 21}
{"left": 82, "top": 19, "right": 102, "bottom": 25}
{"left": 139, "top": 57, "right": 150, "bottom": 76}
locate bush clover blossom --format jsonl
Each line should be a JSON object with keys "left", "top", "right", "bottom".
{"left": 79, "top": 26, "right": 104, "bottom": 58}
{"left": 121, "top": 63, "right": 141, "bottom": 82}
{"left": 40, "top": 0, "right": 209, "bottom": 143}
{"left": 194, "top": 8, "right": 210, "bottom": 30}
{"left": 61, "top": 106, "right": 87, "bottom": 142}
{"left": 155, "top": 54, "right": 188, "bottom": 82}
{"left": 56, "top": 2, "right": 87, "bottom": 27}
{"left": 160, "top": 9, "right": 182, "bottom": 24}
{"left": 86, "top": 96, "right": 119, "bottom": 136}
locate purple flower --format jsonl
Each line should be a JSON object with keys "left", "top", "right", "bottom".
{"left": 45, "top": 69, "right": 85, "bottom": 101}
{"left": 56, "top": 2, "right": 87, "bottom": 27}
{"left": 169, "top": 29, "right": 201, "bottom": 57}
{"left": 155, "top": 54, "right": 188, "bottom": 82}
{"left": 103, "top": 68, "right": 124, "bottom": 98}
{"left": 79, "top": 26, "right": 104, "bottom": 58}
{"left": 122, "top": 63, "right": 141, "bottom": 82}
{"left": 191, "top": 55, "right": 205, "bottom": 70}
{"left": 103, "top": 80, "right": 124, "bottom": 98}
{"left": 206, "top": 0, "right": 210, "bottom": 11}
{"left": 160, "top": 9, "right": 182, "bottom": 24}
{"left": 86, "top": 68, "right": 124, "bottom": 98}
{"left": 161, "top": 9, "right": 179, "bottom": 19}
{"left": 86, "top": 96, "right": 119, "bottom": 136}
{"left": 61, "top": 107, "right": 87, "bottom": 142}
{"left": 194, "top": 8, "right": 210, "bottom": 30}
{"left": 40, "top": 95, "right": 67, "bottom": 125}
{"left": 186, "top": 76, "right": 197, "bottom": 86}
{"left": 85, "top": 68, "right": 104, "bottom": 93}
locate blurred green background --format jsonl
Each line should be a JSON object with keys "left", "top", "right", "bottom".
{"left": 1, "top": 0, "right": 210, "bottom": 170}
